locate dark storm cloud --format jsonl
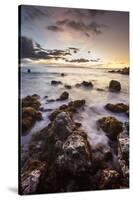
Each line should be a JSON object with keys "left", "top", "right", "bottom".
{"left": 56, "top": 19, "right": 69, "bottom": 25}
{"left": 19, "top": 36, "right": 71, "bottom": 61}
{"left": 67, "top": 20, "right": 107, "bottom": 35}
{"left": 21, "top": 5, "right": 50, "bottom": 22}
{"left": 54, "top": 18, "right": 107, "bottom": 37}
{"left": 88, "top": 9, "right": 105, "bottom": 18}
{"left": 47, "top": 25, "right": 64, "bottom": 32}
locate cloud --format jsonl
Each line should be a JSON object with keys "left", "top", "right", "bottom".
{"left": 21, "top": 5, "right": 49, "bottom": 22}
{"left": 88, "top": 9, "right": 105, "bottom": 18}
{"left": 56, "top": 19, "right": 69, "bottom": 25}
{"left": 47, "top": 25, "right": 64, "bottom": 32}
{"left": 19, "top": 36, "right": 72, "bottom": 61}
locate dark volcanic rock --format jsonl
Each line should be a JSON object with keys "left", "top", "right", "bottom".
{"left": 57, "top": 91, "right": 69, "bottom": 101}
{"left": 98, "top": 116, "right": 123, "bottom": 140}
{"left": 81, "top": 81, "right": 93, "bottom": 88}
{"left": 108, "top": 67, "right": 129, "bottom": 75}
{"left": 109, "top": 80, "right": 121, "bottom": 92}
{"left": 64, "top": 84, "right": 72, "bottom": 89}
{"left": 21, "top": 95, "right": 42, "bottom": 135}
{"left": 55, "top": 133, "right": 92, "bottom": 175}
{"left": 22, "top": 107, "right": 42, "bottom": 134}
{"left": 75, "top": 83, "right": 81, "bottom": 88}
{"left": 26, "top": 111, "right": 93, "bottom": 193}
{"left": 22, "top": 95, "right": 41, "bottom": 110}
{"left": 91, "top": 144, "right": 113, "bottom": 170}
{"left": 49, "top": 99, "right": 85, "bottom": 121}
{"left": 105, "top": 103, "right": 129, "bottom": 113}
{"left": 99, "top": 168, "right": 120, "bottom": 189}
{"left": 51, "top": 80, "right": 62, "bottom": 85}
{"left": 118, "top": 132, "right": 129, "bottom": 165}
{"left": 61, "top": 73, "right": 65, "bottom": 77}
{"left": 21, "top": 160, "right": 47, "bottom": 195}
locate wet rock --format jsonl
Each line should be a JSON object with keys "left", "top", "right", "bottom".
{"left": 96, "top": 88, "right": 105, "bottom": 91}
{"left": 22, "top": 107, "right": 42, "bottom": 134}
{"left": 44, "top": 95, "right": 48, "bottom": 99}
{"left": 49, "top": 100, "right": 85, "bottom": 121}
{"left": 51, "top": 80, "right": 62, "bottom": 85}
{"left": 91, "top": 144, "right": 113, "bottom": 170}
{"left": 22, "top": 95, "right": 41, "bottom": 110}
{"left": 108, "top": 67, "right": 129, "bottom": 75}
{"left": 118, "top": 132, "right": 129, "bottom": 165}
{"left": 64, "top": 84, "right": 72, "bottom": 89}
{"left": 47, "top": 99, "right": 55, "bottom": 103}
{"left": 21, "top": 160, "right": 47, "bottom": 195}
{"left": 81, "top": 81, "right": 93, "bottom": 88}
{"left": 105, "top": 103, "right": 129, "bottom": 113}
{"left": 61, "top": 73, "right": 65, "bottom": 77}
{"left": 55, "top": 133, "right": 92, "bottom": 175}
{"left": 99, "top": 168, "right": 120, "bottom": 189}
{"left": 68, "top": 99, "right": 85, "bottom": 109}
{"left": 57, "top": 91, "right": 69, "bottom": 101}
{"left": 109, "top": 80, "right": 121, "bottom": 92}
{"left": 75, "top": 83, "right": 81, "bottom": 88}
{"left": 98, "top": 116, "right": 123, "bottom": 140}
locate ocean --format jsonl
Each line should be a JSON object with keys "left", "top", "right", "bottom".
{"left": 20, "top": 65, "right": 129, "bottom": 151}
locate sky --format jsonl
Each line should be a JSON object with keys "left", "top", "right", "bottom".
{"left": 19, "top": 5, "right": 129, "bottom": 68}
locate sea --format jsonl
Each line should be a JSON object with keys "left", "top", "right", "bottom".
{"left": 20, "top": 65, "right": 129, "bottom": 152}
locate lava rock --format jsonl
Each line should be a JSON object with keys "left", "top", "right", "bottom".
{"left": 22, "top": 95, "right": 41, "bottom": 110}
{"left": 21, "top": 160, "right": 47, "bottom": 195}
{"left": 22, "top": 107, "right": 42, "bottom": 134}
{"left": 99, "top": 168, "right": 120, "bottom": 189}
{"left": 51, "top": 80, "right": 62, "bottom": 85}
{"left": 105, "top": 103, "right": 129, "bottom": 113}
{"left": 81, "top": 81, "right": 93, "bottom": 88}
{"left": 57, "top": 91, "right": 69, "bottom": 101}
{"left": 98, "top": 116, "right": 123, "bottom": 140}
{"left": 64, "top": 85, "right": 72, "bottom": 89}
{"left": 109, "top": 80, "right": 121, "bottom": 92}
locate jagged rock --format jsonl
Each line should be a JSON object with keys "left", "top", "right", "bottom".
{"left": 68, "top": 100, "right": 85, "bottom": 109}
{"left": 22, "top": 95, "right": 41, "bottom": 110}
{"left": 55, "top": 133, "right": 92, "bottom": 175}
{"left": 98, "top": 116, "right": 123, "bottom": 140}
{"left": 65, "top": 85, "right": 72, "bottom": 89}
{"left": 105, "top": 103, "right": 129, "bottom": 113}
{"left": 49, "top": 100, "right": 85, "bottom": 121}
{"left": 91, "top": 144, "right": 113, "bottom": 170}
{"left": 108, "top": 67, "right": 129, "bottom": 75}
{"left": 109, "top": 80, "right": 121, "bottom": 92}
{"left": 81, "top": 81, "right": 93, "bottom": 88}
{"left": 118, "top": 132, "right": 129, "bottom": 165}
{"left": 56, "top": 91, "right": 69, "bottom": 101}
{"left": 51, "top": 80, "right": 62, "bottom": 85}
{"left": 21, "top": 160, "right": 47, "bottom": 195}
{"left": 99, "top": 168, "right": 120, "bottom": 189}
{"left": 22, "top": 107, "right": 42, "bottom": 134}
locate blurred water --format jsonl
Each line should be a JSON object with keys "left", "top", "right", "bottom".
{"left": 20, "top": 66, "right": 129, "bottom": 149}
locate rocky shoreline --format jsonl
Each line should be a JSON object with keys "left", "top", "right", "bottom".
{"left": 20, "top": 78, "right": 129, "bottom": 195}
